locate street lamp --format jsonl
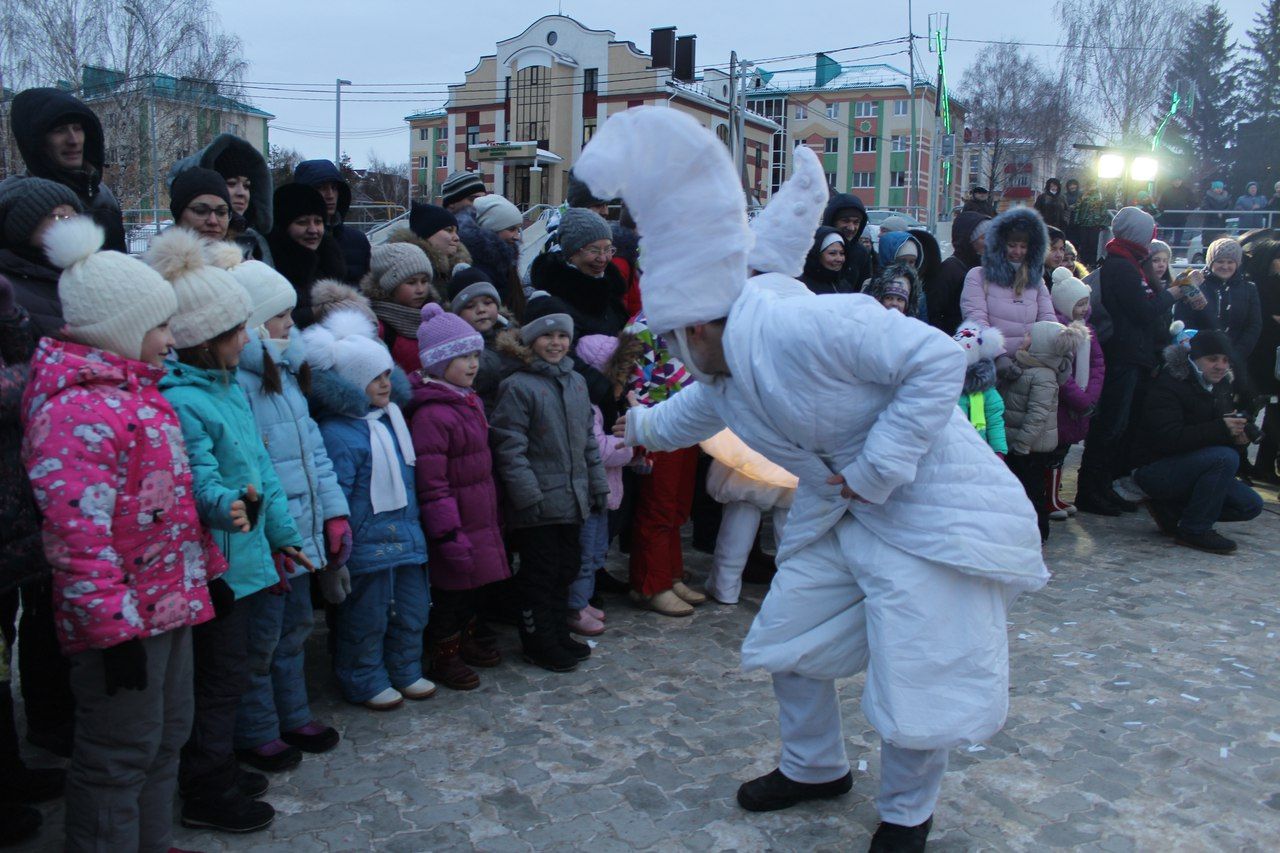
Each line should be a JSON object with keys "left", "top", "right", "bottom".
{"left": 335, "top": 79, "right": 352, "bottom": 165}
{"left": 1097, "top": 153, "right": 1125, "bottom": 180}
{"left": 1130, "top": 156, "right": 1158, "bottom": 183}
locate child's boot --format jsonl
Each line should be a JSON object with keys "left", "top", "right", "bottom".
{"left": 428, "top": 634, "right": 481, "bottom": 691}
{"left": 459, "top": 617, "right": 501, "bottom": 668}
{"left": 519, "top": 608, "right": 578, "bottom": 672}
{"left": 1046, "top": 468, "right": 1070, "bottom": 520}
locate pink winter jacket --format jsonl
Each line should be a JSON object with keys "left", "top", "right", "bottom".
{"left": 592, "top": 404, "right": 633, "bottom": 510}
{"left": 960, "top": 268, "right": 1057, "bottom": 358}
{"left": 21, "top": 340, "right": 226, "bottom": 655}
{"left": 1054, "top": 310, "right": 1106, "bottom": 446}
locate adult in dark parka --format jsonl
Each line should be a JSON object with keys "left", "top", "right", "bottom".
{"left": 929, "top": 210, "right": 989, "bottom": 334}
{"left": 820, "top": 193, "right": 872, "bottom": 292}
{"left": 293, "top": 159, "right": 370, "bottom": 283}
{"left": 168, "top": 134, "right": 273, "bottom": 264}
{"left": 5, "top": 88, "right": 125, "bottom": 252}
{"left": 268, "top": 183, "right": 347, "bottom": 327}
{"left": 0, "top": 177, "right": 83, "bottom": 339}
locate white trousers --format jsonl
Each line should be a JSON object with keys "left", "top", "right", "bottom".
{"left": 774, "top": 671, "right": 947, "bottom": 826}
{"left": 707, "top": 502, "right": 789, "bottom": 604}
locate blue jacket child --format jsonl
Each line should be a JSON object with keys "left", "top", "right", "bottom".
{"left": 303, "top": 309, "right": 433, "bottom": 709}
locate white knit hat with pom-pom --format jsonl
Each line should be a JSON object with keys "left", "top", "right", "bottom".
{"left": 302, "top": 308, "right": 393, "bottom": 390}
{"left": 748, "top": 144, "right": 828, "bottom": 277}
{"left": 231, "top": 260, "right": 297, "bottom": 329}
{"left": 1050, "top": 265, "right": 1091, "bottom": 319}
{"left": 43, "top": 217, "right": 177, "bottom": 360}
{"left": 146, "top": 228, "right": 252, "bottom": 348}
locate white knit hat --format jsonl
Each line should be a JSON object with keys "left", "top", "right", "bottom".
{"left": 472, "top": 194, "right": 523, "bottom": 232}
{"left": 230, "top": 260, "right": 297, "bottom": 328}
{"left": 1050, "top": 266, "right": 1091, "bottom": 318}
{"left": 574, "top": 107, "right": 751, "bottom": 335}
{"left": 302, "top": 308, "right": 393, "bottom": 390}
{"left": 146, "top": 228, "right": 252, "bottom": 348}
{"left": 43, "top": 218, "right": 177, "bottom": 361}
{"left": 747, "top": 144, "right": 827, "bottom": 277}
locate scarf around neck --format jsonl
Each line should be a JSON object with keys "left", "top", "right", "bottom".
{"left": 358, "top": 405, "right": 416, "bottom": 513}
{"left": 372, "top": 300, "right": 425, "bottom": 341}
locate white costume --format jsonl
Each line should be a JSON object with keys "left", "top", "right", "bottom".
{"left": 576, "top": 109, "right": 1048, "bottom": 827}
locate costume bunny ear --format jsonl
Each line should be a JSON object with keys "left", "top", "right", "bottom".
{"left": 748, "top": 144, "right": 828, "bottom": 277}
{"left": 574, "top": 106, "right": 751, "bottom": 334}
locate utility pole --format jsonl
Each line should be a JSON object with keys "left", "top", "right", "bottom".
{"left": 907, "top": 0, "right": 918, "bottom": 217}
{"left": 927, "top": 12, "right": 950, "bottom": 231}
{"left": 737, "top": 60, "right": 752, "bottom": 192}
{"left": 335, "top": 78, "right": 351, "bottom": 165}
{"left": 727, "top": 51, "right": 739, "bottom": 177}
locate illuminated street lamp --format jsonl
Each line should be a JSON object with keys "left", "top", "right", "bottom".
{"left": 1130, "top": 156, "right": 1158, "bottom": 182}
{"left": 1098, "top": 153, "right": 1125, "bottom": 180}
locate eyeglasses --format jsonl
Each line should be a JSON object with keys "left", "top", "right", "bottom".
{"left": 46, "top": 212, "right": 76, "bottom": 222}
{"left": 188, "top": 204, "right": 230, "bottom": 219}
{"left": 581, "top": 245, "right": 616, "bottom": 259}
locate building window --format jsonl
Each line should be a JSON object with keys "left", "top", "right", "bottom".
{"left": 851, "top": 171, "right": 876, "bottom": 188}
{"left": 225, "top": 122, "right": 240, "bottom": 136}
{"left": 853, "top": 136, "right": 876, "bottom": 153}
{"left": 418, "top": 156, "right": 429, "bottom": 169}
{"left": 435, "top": 154, "right": 447, "bottom": 168}
{"left": 824, "top": 171, "right": 838, "bottom": 190}
{"left": 583, "top": 118, "right": 597, "bottom": 146}
{"left": 891, "top": 134, "right": 908, "bottom": 152}
{"left": 795, "top": 104, "right": 808, "bottom": 120}
{"left": 440, "top": 125, "right": 448, "bottom": 139}
{"left": 854, "top": 101, "right": 877, "bottom": 118}
{"left": 419, "top": 128, "right": 430, "bottom": 141}
{"left": 584, "top": 68, "right": 598, "bottom": 94}
{"left": 825, "top": 102, "right": 839, "bottom": 119}
{"left": 890, "top": 170, "right": 907, "bottom": 187}
{"left": 514, "top": 65, "right": 550, "bottom": 148}
{"left": 894, "top": 99, "right": 910, "bottom": 116}
{"left": 466, "top": 125, "right": 480, "bottom": 146}
{"left": 824, "top": 137, "right": 839, "bottom": 154}
{"left": 968, "top": 153, "right": 980, "bottom": 177}
{"left": 504, "top": 77, "right": 511, "bottom": 101}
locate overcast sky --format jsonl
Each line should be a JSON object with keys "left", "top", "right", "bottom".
{"left": 208, "top": 0, "right": 1266, "bottom": 168}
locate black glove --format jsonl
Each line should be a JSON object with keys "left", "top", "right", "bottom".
{"left": 102, "top": 638, "right": 147, "bottom": 696}
{"left": 207, "top": 577, "right": 235, "bottom": 619}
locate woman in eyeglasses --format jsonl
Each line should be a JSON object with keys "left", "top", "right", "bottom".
{"left": 0, "top": 176, "right": 86, "bottom": 340}
{"left": 169, "top": 167, "right": 234, "bottom": 243}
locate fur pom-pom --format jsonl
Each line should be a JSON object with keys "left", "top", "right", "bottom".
{"left": 301, "top": 323, "right": 339, "bottom": 371}
{"left": 145, "top": 228, "right": 209, "bottom": 283}
{"left": 323, "top": 308, "right": 378, "bottom": 342}
{"left": 309, "top": 279, "right": 375, "bottom": 325}
{"left": 978, "top": 325, "right": 1005, "bottom": 361}
{"left": 1169, "top": 319, "right": 1185, "bottom": 337}
{"left": 42, "top": 217, "right": 105, "bottom": 270}
{"left": 203, "top": 239, "right": 245, "bottom": 271}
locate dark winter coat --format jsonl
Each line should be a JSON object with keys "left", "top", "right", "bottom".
{"left": 0, "top": 246, "right": 64, "bottom": 340}
{"left": 930, "top": 211, "right": 989, "bottom": 334}
{"left": 0, "top": 301, "right": 44, "bottom": 594}
{"left": 1174, "top": 270, "right": 1262, "bottom": 367}
{"left": 169, "top": 133, "right": 273, "bottom": 264}
{"left": 821, "top": 193, "right": 873, "bottom": 292}
{"left": 963, "top": 197, "right": 998, "bottom": 217}
{"left": 475, "top": 326, "right": 524, "bottom": 416}
{"left": 456, "top": 210, "right": 526, "bottom": 317}
{"left": 489, "top": 351, "right": 609, "bottom": 529}
{"left": 267, "top": 229, "right": 347, "bottom": 328}
{"left": 1159, "top": 183, "right": 1196, "bottom": 213}
{"left": 1201, "top": 189, "right": 1232, "bottom": 212}
{"left": 1133, "top": 346, "right": 1236, "bottom": 469}
{"left": 1034, "top": 182, "right": 1068, "bottom": 229}
{"left": 1244, "top": 237, "right": 1280, "bottom": 396}
{"left": 798, "top": 227, "right": 845, "bottom": 295}
{"left": 1099, "top": 244, "right": 1177, "bottom": 370}
{"left": 293, "top": 159, "right": 371, "bottom": 283}
{"left": 8, "top": 89, "right": 125, "bottom": 252}
{"left": 404, "top": 375, "right": 508, "bottom": 590}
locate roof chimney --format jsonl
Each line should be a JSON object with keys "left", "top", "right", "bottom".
{"left": 650, "top": 26, "right": 676, "bottom": 70}
{"left": 815, "top": 52, "right": 842, "bottom": 88}
{"left": 674, "top": 34, "right": 697, "bottom": 83}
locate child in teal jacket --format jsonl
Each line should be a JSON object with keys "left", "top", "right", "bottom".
{"left": 953, "top": 323, "right": 1008, "bottom": 456}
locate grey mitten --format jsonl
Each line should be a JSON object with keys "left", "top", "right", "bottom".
{"left": 318, "top": 565, "right": 352, "bottom": 605}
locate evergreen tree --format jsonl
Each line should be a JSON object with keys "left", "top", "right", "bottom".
{"left": 1156, "top": 1, "right": 1240, "bottom": 182}
{"left": 1242, "top": 0, "right": 1280, "bottom": 122}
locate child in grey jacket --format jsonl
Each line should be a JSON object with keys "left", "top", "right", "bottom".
{"left": 490, "top": 294, "right": 609, "bottom": 673}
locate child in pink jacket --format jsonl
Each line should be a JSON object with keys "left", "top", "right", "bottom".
{"left": 569, "top": 334, "right": 638, "bottom": 634}
{"left": 21, "top": 219, "right": 232, "bottom": 853}
{"left": 1047, "top": 267, "right": 1105, "bottom": 519}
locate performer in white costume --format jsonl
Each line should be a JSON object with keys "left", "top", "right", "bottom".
{"left": 578, "top": 109, "right": 1048, "bottom": 851}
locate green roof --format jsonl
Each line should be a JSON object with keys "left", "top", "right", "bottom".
{"left": 80, "top": 65, "right": 274, "bottom": 119}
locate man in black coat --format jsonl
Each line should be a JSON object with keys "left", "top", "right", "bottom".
{"left": 4, "top": 89, "right": 126, "bottom": 252}
{"left": 962, "top": 186, "right": 998, "bottom": 217}
{"left": 1158, "top": 176, "right": 1197, "bottom": 249}
{"left": 293, "top": 159, "right": 371, "bottom": 283}
{"left": 1132, "top": 331, "right": 1263, "bottom": 554}
{"left": 927, "top": 211, "right": 988, "bottom": 334}
{"left": 821, "top": 193, "right": 872, "bottom": 291}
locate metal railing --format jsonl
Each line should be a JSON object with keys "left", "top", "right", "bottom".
{"left": 1152, "top": 209, "right": 1278, "bottom": 265}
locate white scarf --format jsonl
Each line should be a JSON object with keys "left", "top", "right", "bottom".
{"left": 360, "top": 405, "right": 416, "bottom": 514}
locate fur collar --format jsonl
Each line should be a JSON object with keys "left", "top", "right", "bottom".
{"left": 962, "top": 358, "right": 997, "bottom": 395}
{"left": 385, "top": 226, "right": 473, "bottom": 281}
{"left": 530, "top": 252, "right": 628, "bottom": 318}
{"left": 308, "top": 363, "right": 412, "bottom": 419}
{"left": 1161, "top": 344, "right": 1233, "bottom": 384}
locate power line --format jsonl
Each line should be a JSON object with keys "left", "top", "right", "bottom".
{"left": 948, "top": 36, "right": 1180, "bottom": 53}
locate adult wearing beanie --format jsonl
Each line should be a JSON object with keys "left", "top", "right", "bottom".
{"left": 169, "top": 167, "right": 234, "bottom": 242}
{"left": 169, "top": 133, "right": 273, "bottom": 263}
{"left": 440, "top": 170, "right": 486, "bottom": 213}
{"left": 566, "top": 173, "right": 609, "bottom": 215}
{"left": 1076, "top": 206, "right": 1193, "bottom": 515}
{"left": 457, "top": 194, "right": 526, "bottom": 317}
{"left": 268, "top": 183, "right": 347, "bottom": 328}
{"left": 1131, "top": 329, "right": 1263, "bottom": 553}
{"left": 293, "top": 160, "right": 370, "bottom": 283}
{"left": 0, "top": 176, "right": 84, "bottom": 338}
{"left": 383, "top": 202, "right": 469, "bottom": 288}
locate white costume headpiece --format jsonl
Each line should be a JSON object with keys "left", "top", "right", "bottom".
{"left": 747, "top": 144, "right": 828, "bottom": 277}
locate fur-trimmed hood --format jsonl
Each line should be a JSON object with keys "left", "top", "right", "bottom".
{"left": 456, "top": 209, "right": 517, "bottom": 278}
{"left": 981, "top": 206, "right": 1049, "bottom": 288}
{"left": 861, "top": 262, "right": 921, "bottom": 316}
{"left": 962, "top": 358, "right": 997, "bottom": 395}
{"left": 384, "top": 225, "right": 473, "bottom": 281}
{"left": 1161, "top": 343, "right": 1232, "bottom": 383}
{"left": 495, "top": 331, "right": 579, "bottom": 372}
{"left": 308, "top": 361, "right": 412, "bottom": 420}
{"left": 169, "top": 134, "right": 272, "bottom": 233}
{"left": 239, "top": 325, "right": 307, "bottom": 378}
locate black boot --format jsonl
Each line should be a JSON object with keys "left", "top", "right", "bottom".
{"left": 868, "top": 815, "right": 932, "bottom": 852}
{"left": 181, "top": 788, "right": 275, "bottom": 833}
{"left": 736, "top": 767, "right": 853, "bottom": 812}
{"left": 1073, "top": 473, "right": 1122, "bottom": 516}
{"left": 557, "top": 613, "right": 591, "bottom": 662}
{"left": 518, "top": 608, "right": 578, "bottom": 673}
{"left": 1102, "top": 482, "right": 1138, "bottom": 512}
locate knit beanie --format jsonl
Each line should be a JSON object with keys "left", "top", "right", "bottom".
{"left": 1050, "top": 266, "right": 1091, "bottom": 318}
{"left": 820, "top": 231, "right": 844, "bottom": 252}
{"left": 472, "top": 195, "right": 523, "bottom": 232}
{"left": 1190, "top": 329, "right": 1230, "bottom": 360}
{"left": 557, "top": 207, "right": 612, "bottom": 256}
{"left": 447, "top": 267, "right": 502, "bottom": 312}
{"left": 231, "top": 260, "right": 297, "bottom": 328}
{"left": 169, "top": 167, "right": 232, "bottom": 219}
{"left": 408, "top": 202, "right": 457, "bottom": 240}
{"left": 971, "top": 219, "right": 993, "bottom": 246}
{"left": 1148, "top": 240, "right": 1172, "bottom": 259}
{"left": 303, "top": 309, "right": 394, "bottom": 389}
{"left": 879, "top": 275, "right": 912, "bottom": 303}
{"left": 0, "top": 177, "right": 82, "bottom": 247}
{"left": 521, "top": 291, "right": 575, "bottom": 344}
{"left": 417, "top": 303, "right": 484, "bottom": 376}
{"left": 566, "top": 173, "right": 607, "bottom": 209}
{"left": 574, "top": 333, "right": 618, "bottom": 372}
{"left": 1206, "top": 237, "right": 1243, "bottom": 266}
{"left": 43, "top": 218, "right": 177, "bottom": 360}
{"left": 1028, "top": 320, "right": 1068, "bottom": 356}
{"left": 273, "top": 182, "right": 327, "bottom": 227}
{"left": 441, "top": 170, "right": 486, "bottom": 207}
{"left": 363, "top": 243, "right": 433, "bottom": 300}
{"left": 146, "top": 228, "right": 252, "bottom": 348}
{"left": 879, "top": 215, "right": 910, "bottom": 234}
{"left": 1110, "top": 206, "right": 1155, "bottom": 246}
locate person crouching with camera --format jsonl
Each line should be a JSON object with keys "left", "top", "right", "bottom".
{"left": 1132, "top": 329, "right": 1264, "bottom": 554}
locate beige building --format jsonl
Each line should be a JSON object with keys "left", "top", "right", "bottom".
{"left": 406, "top": 16, "right": 778, "bottom": 208}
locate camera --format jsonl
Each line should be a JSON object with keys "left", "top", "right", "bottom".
{"left": 1231, "top": 413, "right": 1262, "bottom": 444}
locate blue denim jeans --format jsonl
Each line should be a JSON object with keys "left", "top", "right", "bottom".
{"left": 332, "top": 565, "right": 430, "bottom": 703}
{"left": 1134, "top": 446, "right": 1264, "bottom": 534}
{"left": 235, "top": 574, "right": 315, "bottom": 750}
{"left": 568, "top": 510, "right": 609, "bottom": 611}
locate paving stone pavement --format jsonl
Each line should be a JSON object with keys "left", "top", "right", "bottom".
{"left": 14, "top": 467, "right": 1280, "bottom": 851}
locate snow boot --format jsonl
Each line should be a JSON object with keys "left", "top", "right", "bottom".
{"left": 459, "top": 617, "right": 501, "bottom": 668}
{"left": 428, "top": 633, "right": 480, "bottom": 691}
{"left": 519, "top": 608, "right": 577, "bottom": 673}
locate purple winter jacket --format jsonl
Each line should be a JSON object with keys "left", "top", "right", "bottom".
{"left": 405, "top": 374, "right": 509, "bottom": 591}
{"left": 1054, "top": 310, "right": 1106, "bottom": 446}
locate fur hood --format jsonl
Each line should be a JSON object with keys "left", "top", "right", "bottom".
{"left": 981, "top": 206, "right": 1049, "bottom": 288}
{"left": 384, "top": 226, "right": 473, "bottom": 281}
{"left": 308, "top": 361, "right": 412, "bottom": 420}
{"left": 169, "top": 134, "right": 272, "bottom": 233}
{"left": 950, "top": 210, "right": 990, "bottom": 267}
{"left": 861, "top": 262, "right": 921, "bottom": 316}
{"left": 962, "top": 358, "right": 998, "bottom": 395}
{"left": 309, "top": 278, "right": 376, "bottom": 326}
{"left": 496, "top": 331, "right": 579, "bottom": 371}
{"left": 1161, "top": 343, "right": 1232, "bottom": 383}
{"left": 456, "top": 209, "right": 518, "bottom": 278}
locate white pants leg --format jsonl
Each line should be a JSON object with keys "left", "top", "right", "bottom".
{"left": 708, "top": 501, "right": 762, "bottom": 604}
{"left": 772, "top": 671, "right": 850, "bottom": 784}
{"left": 877, "top": 742, "right": 948, "bottom": 826}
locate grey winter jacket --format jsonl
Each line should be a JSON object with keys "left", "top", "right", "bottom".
{"left": 490, "top": 354, "right": 609, "bottom": 528}
{"left": 1001, "top": 352, "right": 1066, "bottom": 454}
